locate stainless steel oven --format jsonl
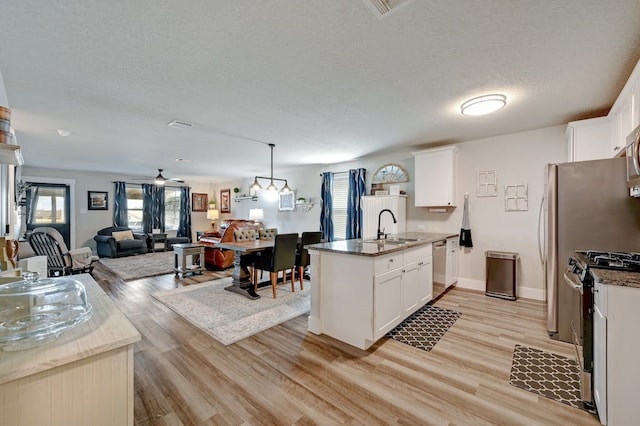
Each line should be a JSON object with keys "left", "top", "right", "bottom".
{"left": 564, "top": 257, "right": 593, "bottom": 410}
{"left": 566, "top": 250, "right": 640, "bottom": 412}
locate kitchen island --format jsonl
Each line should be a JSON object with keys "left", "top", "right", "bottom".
{"left": 307, "top": 232, "right": 458, "bottom": 350}
{"left": 0, "top": 274, "right": 141, "bottom": 426}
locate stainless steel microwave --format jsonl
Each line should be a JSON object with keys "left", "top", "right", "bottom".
{"left": 626, "top": 124, "right": 640, "bottom": 192}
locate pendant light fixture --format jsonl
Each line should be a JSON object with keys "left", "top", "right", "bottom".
{"left": 250, "top": 143, "right": 291, "bottom": 193}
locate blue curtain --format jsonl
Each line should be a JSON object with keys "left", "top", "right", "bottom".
{"left": 177, "top": 186, "right": 191, "bottom": 240}
{"left": 320, "top": 172, "right": 334, "bottom": 242}
{"left": 142, "top": 184, "right": 165, "bottom": 233}
{"left": 113, "top": 181, "right": 128, "bottom": 227}
{"left": 346, "top": 168, "right": 366, "bottom": 240}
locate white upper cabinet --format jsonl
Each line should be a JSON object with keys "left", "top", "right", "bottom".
{"left": 566, "top": 117, "right": 612, "bottom": 162}
{"left": 412, "top": 146, "right": 458, "bottom": 207}
{"left": 609, "top": 57, "right": 640, "bottom": 155}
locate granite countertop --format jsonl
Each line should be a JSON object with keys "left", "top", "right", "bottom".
{"left": 308, "top": 232, "right": 459, "bottom": 257}
{"left": 590, "top": 268, "right": 640, "bottom": 289}
{"left": 575, "top": 251, "right": 640, "bottom": 289}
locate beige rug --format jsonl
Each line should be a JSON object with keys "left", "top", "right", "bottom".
{"left": 151, "top": 277, "right": 310, "bottom": 345}
{"left": 99, "top": 251, "right": 176, "bottom": 281}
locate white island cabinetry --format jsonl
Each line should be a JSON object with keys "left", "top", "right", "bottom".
{"left": 307, "top": 235, "right": 454, "bottom": 350}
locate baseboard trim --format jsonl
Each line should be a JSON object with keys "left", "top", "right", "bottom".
{"left": 454, "top": 278, "right": 545, "bottom": 301}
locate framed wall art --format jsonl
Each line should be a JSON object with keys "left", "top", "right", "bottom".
{"left": 279, "top": 191, "right": 295, "bottom": 211}
{"left": 88, "top": 191, "right": 108, "bottom": 210}
{"left": 192, "top": 193, "right": 208, "bottom": 212}
{"left": 220, "top": 189, "right": 231, "bottom": 213}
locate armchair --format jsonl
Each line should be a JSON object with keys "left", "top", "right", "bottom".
{"left": 94, "top": 226, "right": 148, "bottom": 258}
{"left": 199, "top": 219, "right": 263, "bottom": 270}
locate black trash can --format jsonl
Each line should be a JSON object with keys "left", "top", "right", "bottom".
{"left": 485, "top": 251, "right": 519, "bottom": 300}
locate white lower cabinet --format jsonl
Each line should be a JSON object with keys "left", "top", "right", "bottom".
{"left": 316, "top": 244, "right": 433, "bottom": 350}
{"left": 373, "top": 267, "right": 403, "bottom": 340}
{"left": 593, "top": 280, "right": 640, "bottom": 425}
{"left": 445, "top": 237, "right": 458, "bottom": 287}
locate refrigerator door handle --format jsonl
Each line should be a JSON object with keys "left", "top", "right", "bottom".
{"left": 537, "top": 196, "right": 545, "bottom": 267}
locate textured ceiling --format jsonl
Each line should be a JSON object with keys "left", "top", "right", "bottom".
{"left": 1, "top": 0, "right": 640, "bottom": 183}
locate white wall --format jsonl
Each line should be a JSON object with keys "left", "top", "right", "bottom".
{"left": 416, "top": 125, "right": 567, "bottom": 299}
{"left": 0, "top": 69, "right": 8, "bottom": 106}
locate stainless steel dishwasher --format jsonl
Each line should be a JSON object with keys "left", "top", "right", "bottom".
{"left": 432, "top": 240, "right": 446, "bottom": 300}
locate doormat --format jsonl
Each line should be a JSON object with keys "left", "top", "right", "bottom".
{"left": 509, "top": 345, "right": 585, "bottom": 410}
{"left": 386, "top": 305, "right": 461, "bottom": 352}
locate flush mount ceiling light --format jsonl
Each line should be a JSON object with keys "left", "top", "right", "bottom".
{"left": 249, "top": 143, "right": 291, "bottom": 193}
{"left": 167, "top": 120, "right": 193, "bottom": 129}
{"left": 461, "top": 94, "right": 506, "bottom": 116}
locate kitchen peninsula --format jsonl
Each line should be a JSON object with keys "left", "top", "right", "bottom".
{"left": 307, "top": 232, "right": 458, "bottom": 350}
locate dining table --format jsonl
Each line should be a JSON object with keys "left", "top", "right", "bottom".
{"left": 216, "top": 239, "right": 275, "bottom": 299}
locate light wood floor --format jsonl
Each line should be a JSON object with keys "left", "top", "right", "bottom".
{"left": 92, "top": 262, "right": 600, "bottom": 425}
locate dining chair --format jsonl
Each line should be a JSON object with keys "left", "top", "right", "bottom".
{"left": 28, "top": 227, "right": 98, "bottom": 277}
{"left": 295, "top": 231, "right": 323, "bottom": 289}
{"left": 259, "top": 228, "right": 277, "bottom": 240}
{"left": 252, "top": 233, "right": 299, "bottom": 298}
{"left": 254, "top": 228, "right": 277, "bottom": 282}
{"left": 233, "top": 228, "right": 258, "bottom": 276}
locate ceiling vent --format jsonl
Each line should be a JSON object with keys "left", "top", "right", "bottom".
{"left": 167, "top": 120, "right": 193, "bottom": 129}
{"left": 363, "top": 0, "right": 417, "bottom": 19}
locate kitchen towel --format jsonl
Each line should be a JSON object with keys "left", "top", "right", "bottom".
{"left": 460, "top": 194, "right": 473, "bottom": 248}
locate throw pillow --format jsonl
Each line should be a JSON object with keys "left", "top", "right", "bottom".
{"left": 112, "top": 230, "right": 134, "bottom": 241}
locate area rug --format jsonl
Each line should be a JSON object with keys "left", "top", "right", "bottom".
{"left": 99, "top": 251, "right": 175, "bottom": 281}
{"left": 386, "top": 305, "right": 461, "bottom": 351}
{"left": 151, "top": 278, "right": 310, "bottom": 345}
{"left": 509, "top": 345, "right": 584, "bottom": 410}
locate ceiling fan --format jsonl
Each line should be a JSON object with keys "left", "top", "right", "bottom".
{"left": 133, "top": 169, "right": 185, "bottom": 185}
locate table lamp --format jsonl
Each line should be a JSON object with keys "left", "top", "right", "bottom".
{"left": 206, "top": 208, "right": 220, "bottom": 230}
{"left": 249, "top": 208, "right": 264, "bottom": 222}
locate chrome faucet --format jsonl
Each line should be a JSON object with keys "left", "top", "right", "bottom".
{"left": 377, "top": 209, "right": 397, "bottom": 240}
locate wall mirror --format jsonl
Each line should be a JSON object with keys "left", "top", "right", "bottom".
{"left": 372, "top": 163, "right": 409, "bottom": 184}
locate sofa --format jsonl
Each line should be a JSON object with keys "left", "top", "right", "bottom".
{"left": 94, "top": 226, "right": 148, "bottom": 258}
{"left": 199, "top": 219, "right": 263, "bottom": 270}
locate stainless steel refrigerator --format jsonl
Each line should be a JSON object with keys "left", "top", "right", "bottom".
{"left": 542, "top": 157, "right": 640, "bottom": 343}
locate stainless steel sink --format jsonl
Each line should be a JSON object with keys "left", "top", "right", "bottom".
{"left": 362, "top": 239, "right": 411, "bottom": 245}
{"left": 385, "top": 237, "right": 420, "bottom": 243}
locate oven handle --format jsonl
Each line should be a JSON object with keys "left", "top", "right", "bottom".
{"left": 563, "top": 268, "right": 583, "bottom": 293}
{"left": 633, "top": 134, "right": 640, "bottom": 177}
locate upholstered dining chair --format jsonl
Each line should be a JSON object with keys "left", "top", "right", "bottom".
{"left": 295, "top": 231, "right": 323, "bottom": 289}
{"left": 259, "top": 228, "right": 277, "bottom": 240}
{"left": 252, "top": 233, "right": 299, "bottom": 298}
{"left": 28, "top": 227, "right": 99, "bottom": 277}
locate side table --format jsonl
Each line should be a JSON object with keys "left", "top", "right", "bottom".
{"left": 173, "top": 243, "right": 205, "bottom": 278}
{"left": 146, "top": 233, "right": 167, "bottom": 252}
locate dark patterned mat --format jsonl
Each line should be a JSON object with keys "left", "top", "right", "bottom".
{"left": 386, "top": 305, "right": 461, "bottom": 351}
{"left": 509, "top": 345, "right": 584, "bottom": 410}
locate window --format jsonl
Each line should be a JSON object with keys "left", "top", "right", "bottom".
{"left": 331, "top": 174, "right": 349, "bottom": 240}
{"left": 31, "top": 186, "right": 67, "bottom": 224}
{"left": 164, "top": 187, "right": 181, "bottom": 231}
{"left": 125, "top": 184, "right": 182, "bottom": 232}
{"left": 126, "top": 185, "right": 143, "bottom": 232}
